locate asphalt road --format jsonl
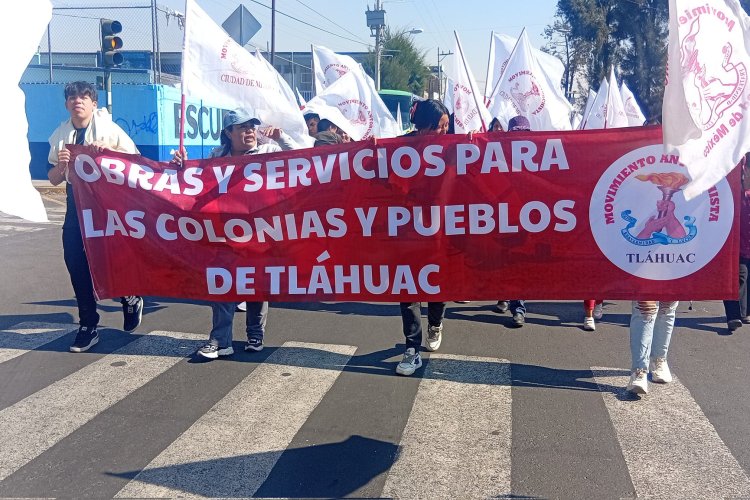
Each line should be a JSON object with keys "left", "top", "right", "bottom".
{"left": 1, "top": 192, "right": 749, "bottom": 499}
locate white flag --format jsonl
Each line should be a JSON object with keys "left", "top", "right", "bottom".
{"left": 487, "top": 29, "right": 572, "bottom": 131}
{"left": 448, "top": 32, "right": 492, "bottom": 133}
{"left": 663, "top": 0, "right": 750, "bottom": 199}
{"left": 443, "top": 77, "right": 455, "bottom": 113}
{"left": 579, "top": 89, "right": 598, "bottom": 129}
{"left": 620, "top": 82, "right": 647, "bottom": 126}
{"left": 312, "top": 45, "right": 363, "bottom": 94}
{"left": 605, "top": 66, "right": 629, "bottom": 128}
{"left": 254, "top": 49, "right": 298, "bottom": 108}
{"left": 396, "top": 102, "right": 404, "bottom": 132}
{"left": 0, "top": 0, "right": 51, "bottom": 222}
{"left": 484, "top": 32, "right": 566, "bottom": 102}
{"left": 582, "top": 78, "right": 609, "bottom": 130}
{"left": 181, "top": 0, "right": 310, "bottom": 147}
{"left": 303, "top": 71, "right": 400, "bottom": 141}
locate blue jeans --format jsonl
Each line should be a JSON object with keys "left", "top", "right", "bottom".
{"left": 629, "top": 301, "right": 678, "bottom": 371}
{"left": 209, "top": 301, "right": 268, "bottom": 348}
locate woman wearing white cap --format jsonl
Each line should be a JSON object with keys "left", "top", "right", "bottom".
{"left": 172, "top": 109, "right": 297, "bottom": 360}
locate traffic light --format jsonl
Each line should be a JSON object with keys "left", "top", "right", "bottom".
{"left": 101, "top": 19, "right": 123, "bottom": 68}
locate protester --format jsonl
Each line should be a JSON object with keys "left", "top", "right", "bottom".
{"left": 488, "top": 117, "right": 504, "bottom": 132}
{"left": 626, "top": 301, "right": 677, "bottom": 394}
{"left": 723, "top": 154, "right": 750, "bottom": 331}
{"left": 172, "top": 109, "right": 296, "bottom": 360}
{"left": 495, "top": 115, "right": 531, "bottom": 327}
{"left": 313, "top": 130, "right": 343, "bottom": 147}
{"left": 583, "top": 300, "right": 604, "bottom": 331}
{"left": 396, "top": 99, "right": 450, "bottom": 376}
{"left": 304, "top": 112, "right": 320, "bottom": 136}
{"left": 47, "top": 81, "right": 144, "bottom": 352}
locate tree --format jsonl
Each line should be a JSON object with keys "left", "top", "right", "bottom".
{"left": 545, "top": 0, "right": 668, "bottom": 119}
{"left": 362, "top": 28, "right": 430, "bottom": 95}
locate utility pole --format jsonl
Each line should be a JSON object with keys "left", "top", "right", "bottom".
{"left": 366, "top": 1, "right": 386, "bottom": 90}
{"left": 271, "top": 0, "right": 276, "bottom": 65}
{"left": 437, "top": 47, "right": 453, "bottom": 99}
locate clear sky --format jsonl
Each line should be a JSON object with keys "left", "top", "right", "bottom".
{"left": 48, "top": 0, "right": 560, "bottom": 90}
{"left": 164, "top": 0, "right": 560, "bottom": 89}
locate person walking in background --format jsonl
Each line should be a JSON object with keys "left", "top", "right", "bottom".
{"left": 47, "top": 81, "right": 144, "bottom": 352}
{"left": 396, "top": 99, "right": 450, "bottom": 376}
{"left": 495, "top": 115, "right": 532, "bottom": 328}
{"left": 583, "top": 300, "right": 604, "bottom": 331}
{"left": 723, "top": 154, "right": 750, "bottom": 332}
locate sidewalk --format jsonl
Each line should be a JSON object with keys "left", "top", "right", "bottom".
{"left": 33, "top": 180, "right": 65, "bottom": 195}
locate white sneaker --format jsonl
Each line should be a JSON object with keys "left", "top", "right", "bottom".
{"left": 593, "top": 303, "right": 603, "bottom": 320}
{"left": 627, "top": 369, "right": 649, "bottom": 394}
{"left": 396, "top": 348, "right": 422, "bottom": 376}
{"left": 649, "top": 357, "right": 673, "bottom": 383}
{"left": 583, "top": 316, "right": 596, "bottom": 331}
{"left": 236, "top": 302, "right": 247, "bottom": 312}
{"left": 425, "top": 323, "right": 443, "bottom": 351}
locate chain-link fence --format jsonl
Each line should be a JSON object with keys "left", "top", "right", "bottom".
{"left": 32, "top": 3, "right": 185, "bottom": 84}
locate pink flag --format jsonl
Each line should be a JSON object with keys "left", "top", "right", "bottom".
{"left": 663, "top": 0, "right": 750, "bottom": 199}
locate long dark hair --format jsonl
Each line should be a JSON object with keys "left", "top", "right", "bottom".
{"left": 411, "top": 99, "right": 449, "bottom": 132}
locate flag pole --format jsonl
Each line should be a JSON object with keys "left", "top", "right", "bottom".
{"left": 454, "top": 31, "right": 487, "bottom": 132}
{"left": 483, "top": 31, "right": 494, "bottom": 103}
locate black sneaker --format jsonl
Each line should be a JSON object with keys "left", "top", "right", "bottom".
{"left": 197, "top": 341, "right": 234, "bottom": 360}
{"left": 512, "top": 312, "right": 526, "bottom": 327}
{"left": 70, "top": 326, "right": 99, "bottom": 352}
{"left": 244, "top": 338, "right": 264, "bottom": 352}
{"left": 122, "top": 296, "right": 143, "bottom": 332}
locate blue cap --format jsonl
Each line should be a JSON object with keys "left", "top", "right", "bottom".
{"left": 223, "top": 109, "right": 261, "bottom": 130}
{"left": 508, "top": 115, "right": 531, "bottom": 131}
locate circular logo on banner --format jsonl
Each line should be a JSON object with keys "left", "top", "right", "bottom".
{"left": 589, "top": 144, "right": 733, "bottom": 280}
{"left": 338, "top": 98, "right": 374, "bottom": 139}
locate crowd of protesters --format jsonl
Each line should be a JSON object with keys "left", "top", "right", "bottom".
{"left": 47, "top": 82, "right": 747, "bottom": 396}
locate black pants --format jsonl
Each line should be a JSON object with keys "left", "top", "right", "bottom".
{"left": 62, "top": 227, "right": 100, "bottom": 328}
{"left": 723, "top": 257, "right": 750, "bottom": 322}
{"left": 400, "top": 302, "right": 446, "bottom": 349}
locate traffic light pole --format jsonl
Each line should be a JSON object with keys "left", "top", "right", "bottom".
{"left": 105, "top": 70, "right": 112, "bottom": 114}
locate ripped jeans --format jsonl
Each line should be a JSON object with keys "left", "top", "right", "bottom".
{"left": 629, "top": 301, "right": 678, "bottom": 371}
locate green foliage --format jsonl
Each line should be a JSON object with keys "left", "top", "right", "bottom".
{"left": 546, "top": 0, "right": 668, "bottom": 120}
{"left": 362, "top": 28, "right": 430, "bottom": 95}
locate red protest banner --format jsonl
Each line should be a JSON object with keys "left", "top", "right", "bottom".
{"left": 68, "top": 125, "right": 738, "bottom": 302}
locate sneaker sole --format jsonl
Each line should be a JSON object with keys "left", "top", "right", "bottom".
{"left": 197, "top": 350, "right": 219, "bottom": 359}
{"left": 583, "top": 325, "right": 595, "bottom": 331}
{"left": 627, "top": 384, "right": 648, "bottom": 395}
{"left": 244, "top": 345, "right": 264, "bottom": 352}
{"left": 651, "top": 375, "right": 672, "bottom": 384}
{"left": 70, "top": 336, "right": 99, "bottom": 353}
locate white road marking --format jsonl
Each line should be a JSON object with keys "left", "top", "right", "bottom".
{"left": 0, "top": 323, "right": 75, "bottom": 364}
{"left": 382, "top": 353, "right": 513, "bottom": 500}
{"left": 592, "top": 367, "right": 750, "bottom": 499}
{"left": 0, "top": 330, "right": 204, "bottom": 481}
{"left": 115, "top": 341, "right": 356, "bottom": 499}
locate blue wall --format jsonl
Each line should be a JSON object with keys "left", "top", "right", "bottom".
{"left": 24, "top": 84, "right": 224, "bottom": 179}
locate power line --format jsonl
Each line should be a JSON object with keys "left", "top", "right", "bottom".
{"left": 290, "top": 0, "right": 368, "bottom": 43}
{"left": 246, "top": 0, "right": 371, "bottom": 47}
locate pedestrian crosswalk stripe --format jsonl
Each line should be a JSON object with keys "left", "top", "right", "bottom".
{"left": 0, "top": 323, "right": 74, "bottom": 364}
{"left": 114, "top": 341, "right": 356, "bottom": 499}
{"left": 0, "top": 330, "right": 204, "bottom": 482}
{"left": 592, "top": 368, "right": 750, "bottom": 499}
{"left": 382, "top": 353, "right": 513, "bottom": 499}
